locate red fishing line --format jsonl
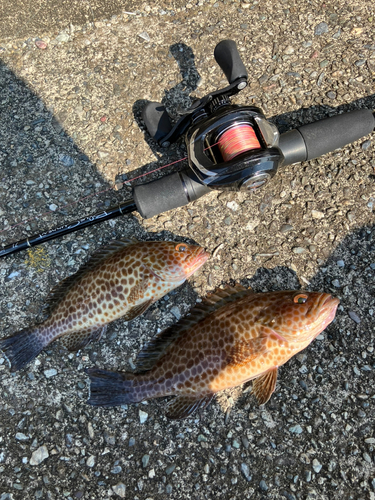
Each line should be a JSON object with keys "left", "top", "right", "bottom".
{"left": 218, "top": 124, "right": 261, "bottom": 162}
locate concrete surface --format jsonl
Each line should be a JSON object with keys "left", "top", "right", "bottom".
{"left": 0, "top": 1, "right": 374, "bottom": 499}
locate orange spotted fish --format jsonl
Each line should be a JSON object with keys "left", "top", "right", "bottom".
{"left": 87, "top": 285, "right": 339, "bottom": 419}
{"left": 0, "top": 239, "right": 209, "bottom": 372}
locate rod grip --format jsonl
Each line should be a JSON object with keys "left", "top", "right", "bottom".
{"left": 214, "top": 40, "right": 248, "bottom": 84}
{"left": 279, "top": 108, "right": 375, "bottom": 165}
{"left": 133, "top": 170, "right": 210, "bottom": 219}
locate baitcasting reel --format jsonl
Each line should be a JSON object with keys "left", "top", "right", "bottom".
{"left": 0, "top": 40, "right": 374, "bottom": 258}
{"left": 142, "top": 40, "right": 281, "bottom": 193}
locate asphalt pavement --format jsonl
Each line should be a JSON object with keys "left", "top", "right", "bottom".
{"left": 0, "top": 1, "right": 374, "bottom": 499}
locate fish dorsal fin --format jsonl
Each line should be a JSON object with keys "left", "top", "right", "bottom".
{"left": 166, "top": 394, "right": 214, "bottom": 420}
{"left": 134, "top": 284, "right": 253, "bottom": 373}
{"left": 251, "top": 368, "right": 278, "bottom": 405}
{"left": 43, "top": 239, "right": 138, "bottom": 318}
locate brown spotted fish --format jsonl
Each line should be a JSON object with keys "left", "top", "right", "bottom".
{"left": 87, "top": 285, "right": 339, "bottom": 419}
{"left": 0, "top": 239, "right": 209, "bottom": 372}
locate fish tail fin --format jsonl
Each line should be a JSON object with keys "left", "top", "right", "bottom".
{"left": 0, "top": 328, "right": 45, "bottom": 372}
{"left": 86, "top": 368, "right": 143, "bottom": 407}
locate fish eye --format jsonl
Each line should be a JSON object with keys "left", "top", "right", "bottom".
{"left": 175, "top": 243, "right": 187, "bottom": 253}
{"left": 293, "top": 293, "right": 308, "bottom": 304}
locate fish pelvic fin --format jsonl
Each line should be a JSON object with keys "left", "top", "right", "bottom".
{"left": 122, "top": 299, "right": 154, "bottom": 322}
{"left": 166, "top": 394, "right": 214, "bottom": 420}
{"left": 0, "top": 327, "right": 45, "bottom": 372}
{"left": 251, "top": 368, "right": 278, "bottom": 406}
{"left": 60, "top": 325, "right": 107, "bottom": 351}
{"left": 86, "top": 368, "right": 141, "bottom": 407}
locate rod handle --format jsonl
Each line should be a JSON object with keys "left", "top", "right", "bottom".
{"left": 133, "top": 170, "right": 210, "bottom": 219}
{"left": 279, "top": 108, "right": 375, "bottom": 165}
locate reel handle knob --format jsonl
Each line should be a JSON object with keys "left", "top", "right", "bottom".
{"left": 214, "top": 40, "right": 248, "bottom": 85}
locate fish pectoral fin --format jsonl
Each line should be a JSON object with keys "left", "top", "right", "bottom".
{"left": 127, "top": 266, "right": 156, "bottom": 304}
{"left": 166, "top": 394, "right": 214, "bottom": 420}
{"left": 229, "top": 337, "right": 269, "bottom": 366}
{"left": 122, "top": 299, "right": 154, "bottom": 322}
{"left": 60, "top": 325, "right": 107, "bottom": 351}
{"left": 251, "top": 368, "right": 278, "bottom": 406}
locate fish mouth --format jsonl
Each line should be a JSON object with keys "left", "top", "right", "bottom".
{"left": 318, "top": 294, "right": 340, "bottom": 327}
{"left": 185, "top": 247, "right": 210, "bottom": 278}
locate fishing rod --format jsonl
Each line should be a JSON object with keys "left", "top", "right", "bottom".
{"left": 1, "top": 40, "right": 374, "bottom": 259}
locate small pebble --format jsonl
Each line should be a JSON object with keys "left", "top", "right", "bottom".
{"left": 241, "top": 436, "right": 249, "bottom": 449}
{"left": 311, "top": 210, "right": 324, "bottom": 219}
{"left": 227, "top": 201, "right": 239, "bottom": 211}
{"left": 348, "top": 311, "right": 361, "bottom": 324}
{"left": 170, "top": 306, "right": 181, "bottom": 320}
{"left": 241, "top": 463, "right": 251, "bottom": 482}
{"left": 284, "top": 46, "right": 295, "bottom": 54}
{"left": 280, "top": 224, "right": 293, "bottom": 233}
{"left": 55, "top": 33, "right": 70, "bottom": 43}
{"left": 139, "top": 410, "right": 148, "bottom": 423}
{"left": 30, "top": 445, "right": 49, "bottom": 466}
{"left": 314, "top": 22, "right": 329, "bottom": 35}
{"left": 44, "top": 369, "right": 57, "bottom": 378}
{"left": 166, "top": 464, "right": 176, "bottom": 475}
{"left": 362, "top": 140, "right": 371, "bottom": 151}
{"left": 197, "top": 434, "right": 207, "bottom": 442}
{"left": 138, "top": 32, "right": 150, "bottom": 42}
{"left": 326, "top": 91, "right": 336, "bottom": 100}
{"left": 111, "top": 465, "right": 122, "bottom": 474}
{"left": 292, "top": 247, "right": 306, "bottom": 254}
{"left": 86, "top": 455, "right": 95, "bottom": 467}
{"left": 58, "top": 154, "right": 74, "bottom": 167}
{"left": 112, "top": 483, "right": 126, "bottom": 498}
{"left": 35, "top": 39, "right": 48, "bottom": 49}
{"left": 259, "top": 480, "right": 268, "bottom": 491}
{"left": 142, "top": 454, "right": 150, "bottom": 468}
{"left": 312, "top": 459, "right": 322, "bottom": 473}
{"left": 347, "top": 211, "right": 355, "bottom": 222}
{"left": 336, "top": 260, "right": 345, "bottom": 267}
{"left": 15, "top": 433, "right": 29, "bottom": 441}
{"left": 331, "top": 279, "right": 340, "bottom": 288}
{"left": 289, "top": 425, "right": 303, "bottom": 434}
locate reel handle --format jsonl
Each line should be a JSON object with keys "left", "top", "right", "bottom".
{"left": 279, "top": 108, "right": 375, "bottom": 166}
{"left": 214, "top": 40, "right": 248, "bottom": 84}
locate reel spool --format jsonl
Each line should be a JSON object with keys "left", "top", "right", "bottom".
{"left": 217, "top": 123, "right": 262, "bottom": 162}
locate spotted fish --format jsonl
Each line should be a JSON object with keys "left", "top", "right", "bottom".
{"left": 87, "top": 285, "right": 339, "bottom": 419}
{"left": 0, "top": 239, "right": 209, "bottom": 372}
